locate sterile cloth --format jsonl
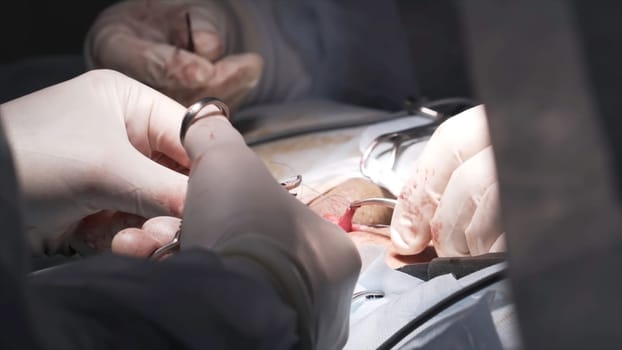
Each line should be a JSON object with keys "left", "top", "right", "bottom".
{"left": 346, "top": 252, "right": 521, "bottom": 350}
{"left": 243, "top": 101, "right": 521, "bottom": 349}
{"left": 244, "top": 100, "right": 433, "bottom": 203}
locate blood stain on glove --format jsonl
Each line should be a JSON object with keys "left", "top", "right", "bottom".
{"left": 396, "top": 189, "right": 436, "bottom": 237}
{"left": 430, "top": 221, "right": 443, "bottom": 243}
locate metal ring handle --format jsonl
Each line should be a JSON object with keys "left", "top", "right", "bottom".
{"left": 150, "top": 228, "right": 182, "bottom": 260}
{"left": 179, "top": 97, "right": 230, "bottom": 143}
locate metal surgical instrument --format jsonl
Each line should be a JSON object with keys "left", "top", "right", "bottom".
{"left": 151, "top": 227, "right": 182, "bottom": 260}
{"left": 340, "top": 197, "right": 398, "bottom": 231}
{"left": 360, "top": 107, "right": 449, "bottom": 179}
{"left": 352, "top": 290, "right": 385, "bottom": 301}
{"left": 349, "top": 197, "right": 397, "bottom": 210}
{"left": 180, "top": 97, "right": 231, "bottom": 142}
{"left": 185, "top": 12, "right": 195, "bottom": 52}
{"left": 280, "top": 174, "right": 303, "bottom": 192}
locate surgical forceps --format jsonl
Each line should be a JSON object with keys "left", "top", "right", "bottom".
{"left": 360, "top": 107, "right": 449, "bottom": 179}
{"left": 344, "top": 197, "right": 398, "bottom": 230}
{"left": 280, "top": 174, "right": 303, "bottom": 195}
{"left": 185, "top": 12, "right": 196, "bottom": 52}
{"left": 350, "top": 197, "right": 397, "bottom": 210}
{"left": 150, "top": 175, "right": 303, "bottom": 260}
{"left": 352, "top": 290, "right": 385, "bottom": 301}
{"left": 151, "top": 227, "right": 182, "bottom": 260}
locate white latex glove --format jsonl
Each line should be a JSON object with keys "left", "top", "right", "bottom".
{"left": 85, "top": 0, "right": 263, "bottom": 109}
{"left": 0, "top": 69, "right": 190, "bottom": 254}
{"left": 390, "top": 106, "right": 506, "bottom": 257}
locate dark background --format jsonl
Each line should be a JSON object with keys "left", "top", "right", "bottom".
{"left": 0, "top": 1, "right": 118, "bottom": 63}
{"left": 0, "top": 1, "right": 120, "bottom": 102}
{"left": 0, "top": 1, "right": 474, "bottom": 104}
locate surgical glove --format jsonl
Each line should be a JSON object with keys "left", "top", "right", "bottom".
{"left": 391, "top": 106, "right": 506, "bottom": 257}
{"left": 180, "top": 114, "right": 360, "bottom": 348}
{"left": 0, "top": 70, "right": 190, "bottom": 254}
{"left": 85, "top": 0, "right": 263, "bottom": 109}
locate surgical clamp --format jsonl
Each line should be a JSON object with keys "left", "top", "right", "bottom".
{"left": 352, "top": 290, "right": 385, "bottom": 301}
{"left": 360, "top": 107, "right": 449, "bottom": 179}
{"left": 280, "top": 174, "right": 303, "bottom": 193}
{"left": 151, "top": 227, "right": 182, "bottom": 260}
{"left": 350, "top": 197, "right": 397, "bottom": 210}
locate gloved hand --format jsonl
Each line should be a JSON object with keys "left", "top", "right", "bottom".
{"left": 185, "top": 115, "right": 361, "bottom": 348}
{"left": 0, "top": 69, "right": 190, "bottom": 254}
{"left": 85, "top": 0, "right": 263, "bottom": 109}
{"left": 116, "top": 113, "right": 361, "bottom": 348}
{"left": 390, "top": 106, "right": 506, "bottom": 257}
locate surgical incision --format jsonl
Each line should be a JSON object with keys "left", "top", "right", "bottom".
{"left": 309, "top": 177, "right": 436, "bottom": 267}
{"left": 67, "top": 177, "right": 435, "bottom": 267}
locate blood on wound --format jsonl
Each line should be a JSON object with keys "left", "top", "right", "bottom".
{"left": 323, "top": 207, "right": 359, "bottom": 232}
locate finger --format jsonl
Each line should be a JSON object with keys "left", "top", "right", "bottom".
{"left": 114, "top": 72, "right": 191, "bottom": 169}
{"left": 430, "top": 146, "right": 498, "bottom": 257}
{"left": 181, "top": 115, "right": 299, "bottom": 248}
{"left": 95, "top": 32, "right": 216, "bottom": 91}
{"left": 192, "top": 30, "right": 224, "bottom": 60}
{"left": 112, "top": 228, "right": 160, "bottom": 257}
{"left": 142, "top": 216, "right": 182, "bottom": 243}
{"left": 391, "top": 105, "right": 492, "bottom": 255}
{"left": 203, "top": 53, "right": 263, "bottom": 109}
{"left": 99, "top": 149, "right": 188, "bottom": 219}
{"left": 183, "top": 115, "right": 240, "bottom": 161}
{"left": 488, "top": 233, "right": 506, "bottom": 253}
{"left": 465, "top": 182, "right": 503, "bottom": 255}
{"left": 111, "top": 216, "right": 180, "bottom": 257}
{"left": 161, "top": 53, "right": 263, "bottom": 110}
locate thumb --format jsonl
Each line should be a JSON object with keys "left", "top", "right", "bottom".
{"left": 99, "top": 149, "right": 188, "bottom": 219}
{"left": 183, "top": 115, "right": 242, "bottom": 161}
{"left": 192, "top": 30, "right": 224, "bottom": 61}
{"left": 112, "top": 216, "right": 180, "bottom": 258}
{"left": 202, "top": 53, "right": 263, "bottom": 110}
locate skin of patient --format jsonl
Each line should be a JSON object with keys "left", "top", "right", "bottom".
{"left": 308, "top": 178, "right": 436, "bottom": 268}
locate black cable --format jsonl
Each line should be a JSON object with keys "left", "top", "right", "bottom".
{"left": 376, "top": 267, "right": 507, "bottom": 350}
